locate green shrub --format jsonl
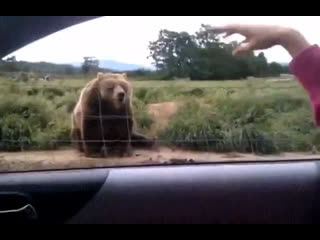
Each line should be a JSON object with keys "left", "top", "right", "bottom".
{"left": 160, "top": 94, "right": 313, "bottom": 154}
{"left": 0, "top": 114, "right": 33, "bottom": 151}
{"left": 42, "top": 87, "right": 65, "bottom": 100}
{"left": 0, "top": 77, "right": 317, "bottom": 155}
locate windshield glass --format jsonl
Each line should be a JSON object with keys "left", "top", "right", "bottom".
{"left": 0, "top": 16, "right": 319, "bottom": 173}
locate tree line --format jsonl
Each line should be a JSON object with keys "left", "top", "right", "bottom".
{"left": 0, "top": 57, "right": 79, "bottom": 75}
{"left": 0, "top": 25, "right": 290, "bottom": 81}
{"left": 146, "top": 24, "right": 290, "bottom": 80}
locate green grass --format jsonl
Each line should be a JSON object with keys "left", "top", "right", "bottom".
{"left": 0, "top": 76, "right": 318, "bottom": 154}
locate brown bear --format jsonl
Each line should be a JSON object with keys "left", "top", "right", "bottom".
{"left": 71, "top": 72, "right": 155, "bottom": 158}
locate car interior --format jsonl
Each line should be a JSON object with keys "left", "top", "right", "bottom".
{"left": 1, "top": 16, "right": 320, "bottom": 224}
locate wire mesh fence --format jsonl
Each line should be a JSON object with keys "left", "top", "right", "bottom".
{"left": 0, "top": 78, "right": 317, "bottom": 167}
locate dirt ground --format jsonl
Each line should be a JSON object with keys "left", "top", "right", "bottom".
{"left": 147, "top": 101, "right": 182, "bottom": 136}
{"left": 0, "top": 147, "right": 320, "bottom": 173}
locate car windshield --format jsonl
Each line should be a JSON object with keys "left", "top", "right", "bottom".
{"left": 0, "top": 16, "right": 319, "bottom": 173}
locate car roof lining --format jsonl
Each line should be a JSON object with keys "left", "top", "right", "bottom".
{"left": 0, "top": 16, "right": 101, "bottom": 59}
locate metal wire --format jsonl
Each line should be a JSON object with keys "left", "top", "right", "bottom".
{"left": 0, "top": 82, "right": 310, "bottom": 153}
{"left": 0, "top": 138, "right": 295, "bottom": 144}
{"left": 0, "top": 83, "right": 299, "bottom": 90}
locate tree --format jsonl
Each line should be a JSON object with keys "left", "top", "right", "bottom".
{"left": 281, "top": 64, "right": 290, "bottom": 74}
{"left": 149, "top": 30, "right": 197, "bottom": 79}
{"left": 65, "top": 65, "right": 76, "bottom": 75}
{"left": 253, "top": 53, "right": 269, "bottom": 77}
{"left": 0, "top": 55, "right": 18, "bottom": 72}
{"left": 268, "top": 62, "right": 284, "bottom": 76}
{"left": 82, "top": 57, "right": 99, "bottom": 74}
{"left": 148, "top": 25, "right": 284, "bottom": 81}
{"left": 4, "top": 56, "right": 17, "bottom": 62}
{"left": 195, "top": 24, "right": 222, "bottom": 49}
{"left": 191, "top": 27, "right": 250, "bottom": 80}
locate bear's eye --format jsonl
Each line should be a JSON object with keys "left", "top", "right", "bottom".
{"left": 121, "top": 85, "right": 128, "bottom": 93}
{"left": 107, "top": 86, "right": 114, "bottom": 90}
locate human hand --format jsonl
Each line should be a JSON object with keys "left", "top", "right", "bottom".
{"left": 211, "top": 24, "right": 310, "bottom": 58}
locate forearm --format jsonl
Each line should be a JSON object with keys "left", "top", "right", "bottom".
{"left": 286, "top": 30, "right": 320, "bottom": 125}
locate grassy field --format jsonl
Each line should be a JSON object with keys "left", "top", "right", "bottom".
{"left": 0, "top": 75, "right": 319, "bottom": 155}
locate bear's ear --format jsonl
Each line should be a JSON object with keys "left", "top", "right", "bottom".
{"left": 97, "top": 72, "right": 104, "bottom": 80}
{"left": 122, "top": 73, "right": 128, "bottom": 80}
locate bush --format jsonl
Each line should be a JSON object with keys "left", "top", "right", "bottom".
{"left": 133, "top": 98, "right": 154, "bottom": 133}
{"left": 135, "top": 88, "right": 149, "bottom": 103}
{"left": 160, "top": 94, "right": 313, "bottom": 154}
{"left": 42, "top": 87, "right": 65, "bottom": 100}
{"left": 180, "top": 88, "right": 205, "bottom": 97}
{"left": 27, "top": 88, "right": 40, "bottom": 96}
{"left": 0, "top": 95, "right": 52, "bottom": 128}
{"left": 0, "top": 76, "right": 316, "bottom": 155}
{"left": 0, "top": 94, "right": 69, "bottom": 151}
{"left": 55, "top": 93, "right": 78, "bottom": 113}
{"left": 16, "top": 72, "right": 29, "bottom": 82}
{"left": 0, "top": 114, "right": 33, "bottom": 151}
{"left": 135, "top": 111, "right": 154, "bottom": 132}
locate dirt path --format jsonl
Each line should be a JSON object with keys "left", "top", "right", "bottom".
{"left": 147, "top": 101, "right": 182, "bottom": 136}
{"left": 0, "top": 147, "right": 319, "bottom": 173}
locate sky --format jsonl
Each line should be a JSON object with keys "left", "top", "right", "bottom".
{"left": 5, "top": 16, "right": 320, "bottom": 68}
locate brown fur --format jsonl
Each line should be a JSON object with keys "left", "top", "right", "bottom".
{"left": 71, "top": 72, "right": 155, "bottom": 158}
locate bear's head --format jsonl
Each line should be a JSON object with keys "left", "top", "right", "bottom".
{"left": 96, "top": 72, "right": 132, "bottom": 110}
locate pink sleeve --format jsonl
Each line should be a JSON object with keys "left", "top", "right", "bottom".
{"left": 289, "top": 44, "right": 320, "bottom": 126}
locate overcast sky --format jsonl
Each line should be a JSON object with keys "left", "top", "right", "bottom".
{"left": 5, "top": 16, "right": 320, "bottom": 67}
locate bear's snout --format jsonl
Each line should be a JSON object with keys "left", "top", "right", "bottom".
{"left": 113, "top": 85, "right": 126, "bottom": 104}
{"left": 118, "top": 92, "right": 125, "bottom": 102}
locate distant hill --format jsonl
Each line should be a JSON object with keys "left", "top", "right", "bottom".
{"left": 0, "top": 59, "right": 156, "bottom": 76}
{"left": 100, "top": 60, "right": 144, "bottom": 71}
{"left": 72, "top": 59, "right": 149, "bottom": 71}
{"left": 0, "top": 60, "right": 79, "bottom": 75}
